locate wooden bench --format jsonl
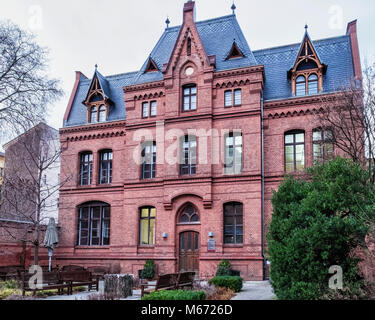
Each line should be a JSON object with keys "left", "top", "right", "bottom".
{"left": 141, "top": 273, "right": 179, "bottom": 297}
{"left": 60, "top": 265, "right": 87, "bottom": 272}
{"left": 60, "top": 270, "right": 99, "bottom": 295}
{"left": 0, "top": 266, "right": 24, "bottom": 281}
{"left": 176, "top": 272, "right": 195, "bottom": 289}
{"left": 21, "top": 271, "right": 70, "bottom": 296}
{"left": 87, "top": 266, "right": 109, "bottom": 280}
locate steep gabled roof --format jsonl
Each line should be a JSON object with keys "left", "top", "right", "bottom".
{"left": 65, "top": 71, "right": 137, "bottom": 127}
{"left": 254, "top": 34, "right": 355, "bottom": 101}
{"left": 132, "top": 14, "right": 258, "bottom": 85}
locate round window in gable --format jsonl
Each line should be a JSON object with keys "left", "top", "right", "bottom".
{"left": 185, "top": 67, "right": 194, "bottom": 76}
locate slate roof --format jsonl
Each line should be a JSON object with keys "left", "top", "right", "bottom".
{"left": 254, "top": 34, "right": 355, "bottom": 101}
{"left": 64, "top": 14, "right": 356, "bottom": 127}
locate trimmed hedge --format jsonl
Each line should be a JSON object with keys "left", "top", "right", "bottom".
{"left": 209, "top": 276, "right": 243, "bottom": 293}
{"left": 141, "top": 290, "right": 206, "bottom": 301}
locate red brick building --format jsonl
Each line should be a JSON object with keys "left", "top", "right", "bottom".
{"left": 56, "top": 1, "right": 362, "bottom": 280}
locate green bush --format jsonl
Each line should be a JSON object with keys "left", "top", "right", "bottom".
{"left": 142, "top": 290, "right": 206, "bottom": 301}
{"left": 216, "top": 260, "right": 232, "bottom": 277}
{"left": 209, "top": 276, "right": 243, "bottom": 292}
{"left": 0, "top": 280, "right": 19, "bottom": 290}
{"left": 268, "top": 157, "right": 373, "bottom": 300}
{"left": 141, "top": 260, "right": 155, "bottom": 280}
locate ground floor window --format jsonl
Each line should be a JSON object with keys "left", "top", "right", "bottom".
{"left": 77, "top": 202, "right": 110, "bottom": 246}
{"left": 224, "top": 202, "right": 243, "bottom": 244}
{"left": 140, "top": 207, "right": 156, "bottom": 245}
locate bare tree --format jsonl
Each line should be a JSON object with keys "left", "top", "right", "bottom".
{"left": 0, "top": 20, "right": 63, "bottom": 138}
{"left": 317, "top": 64, "right": 375, "bottom": 183}
{"left": 0, "top": 123, "right": 72, "bottom": 266}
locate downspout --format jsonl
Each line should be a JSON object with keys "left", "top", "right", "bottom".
{"left": 261, "top": 93, "right": 267, "bottom": 280}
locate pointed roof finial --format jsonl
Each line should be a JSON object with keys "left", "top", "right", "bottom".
{"left": 305, "top": 24, "right": 308, "bottom": 32}
{"left": 165, "top": 16, "right": 170, "bottom": 29}
{"left": 95, "top": 64, "right": 98, "bottom": 71}
{"left": 231, "top": 1, "right": 237, "bottom": 15}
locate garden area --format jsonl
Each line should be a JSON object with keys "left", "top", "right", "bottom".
{"left": 267, "top": 158, "right": 375, "bottom": 300}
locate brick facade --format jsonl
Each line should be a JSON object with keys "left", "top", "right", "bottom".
{"left": 55, "top": 1, "right": 361, "bottom": 280}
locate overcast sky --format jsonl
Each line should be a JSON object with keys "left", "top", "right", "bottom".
{"left": 0, "top": 0, "right": 374, "bottom": 141}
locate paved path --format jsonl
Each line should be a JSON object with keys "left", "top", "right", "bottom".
{"left": 37, "top": 281, "right": 142, "bottom": 301}
{"left": 231, "top": 281, "right": 275, "bottom": 300}
{"left": 38, "top": 280, "right": 275, "bottom": 300}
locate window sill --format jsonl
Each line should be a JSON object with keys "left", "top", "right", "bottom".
{"left": 75, "top": 246, "right": 110, "bottom": 249}
{"left": 223, "top": 244, "right": 244, "bottom": 248}
{"left": 177, "top": 222, "right": 201, "bottom": 226}
{"left": 138, "top": 245, "right": 155, "bottom": 249}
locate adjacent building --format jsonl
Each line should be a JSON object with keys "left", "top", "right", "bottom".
{"left": 56, "top": 1, "right": 361, "bottom": 280}
{"left": 0, "top": 123, "right": 60, "bottom": 267}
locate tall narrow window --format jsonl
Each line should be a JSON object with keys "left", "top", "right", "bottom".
{"left": 141, "top": 142, "right": 156, "bottom": 179}
{"left": 187, "top": 37, "right": 191, "bottom": 56}
{"left": 90, "top": 107, "right": 98, "bottom": 123}
{"left": 79, "top": 152, "right": 93, "bottom": 186}
{"left": 180, "top": 135, "right": 196, "bottom": 176}
{"left": 285, "top": 131, "right": 305, "bottom": 173}
{"left": 224, "top": 131, "right": 243, "bottom": 175}
{"left": 225, "top": 90, "right": 233, "bottom": 107}
{"left": 99, "top": 150, "right": 113, "bottom": 184}
{"left": 150, "top": 101, "right": 157, "bottom": 117}
{"left": 313, "top": 129, "right": 334, "bottom": 163}
{"left": 296, "top": 76, "right": 306, "bottom": 96}
{"left": 77, "top": 202, "right": 110, "bottom": 246}
{"left": 308, "top": 74, "right": 318, "bottom": 95}
{"left": 140, "top": 207, "right": 156, "bottom": 246}
{"left": 183, "top": 85, "right": 197, "bottom": 111}
{"left": 142, "top": 102, "right": 149, "bottom": 118}
{"left": 98, "top": 105, "right": 106, "bottom": 122}
{"left": 224, "top": 202, "right": 243, "bottom": 244}
{"left": 234, "top": 89, "right": 242, "bottom": 106}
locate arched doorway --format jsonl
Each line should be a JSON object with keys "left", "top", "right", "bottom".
{"left": 179, "top": 231, "right": 199, "bottom": 272}
{"left": 177, "top": 203, "right": 200, "bottom": 273}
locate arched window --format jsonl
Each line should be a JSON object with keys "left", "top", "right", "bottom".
{"left": 296, "top": 76, "right": 306, "bottom": 96}
{"left": 98, "top": 105, "right": 106, "bottom": 122}
{"left": 308, "top": 74, "right": 318, "bottom": 95}
{"left": 77, "top": 202, "right": 110, "bottom": 246}
{"left": 79, "top": 152, "right": 93, "bottom": 186}
{"left": 224, "top": 202, "right": 243, "bottom": 244}
{"left": 180, "top": 135, "right": 196, "bottom": 176}
{"left": 140, "top": 207, "right": 156, "bottom": 246}
{"left": 90, "top": 106, "right": 98, "bottom": 123}
{"left": 285, "top": 131, "right": 305, "bottom": 173}
{"left": 179, "top": 204, "right": 200, "bottom": 224}
{"left": 99, "top": 150, "right": 113, "bottom": 184}
{"left": 183, "top": 84, "right": 197, "bottom": 111}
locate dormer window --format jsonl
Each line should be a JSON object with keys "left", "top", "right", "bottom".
{"left": 227, "top": 41, "right": 244, "bottom": 60}
{"left": 145, "top": 57, "right": 158, "bottom": 73}
{"left": 83, "top": 71, "right": 112, "bottom": 124}
{"left": 289, "top": 29, "right": 327, "bottom": 97}
{"left": 308, "top": 74, "right": 318, "bottom": 95}
{"left": 90, "top": 107, "right": 98, "bottom": 123}
{"left": 98, "top": 105, "right": 106, "bottom": 122}
{"left": 296, "top": 76, "right": 306, "bottom": 96}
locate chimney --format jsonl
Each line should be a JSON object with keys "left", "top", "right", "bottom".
{"left": 183, "top": 0, "right": 196, "bottom": 23}
{"left": 346, "top": 20, "right": 362, "bottom": 81}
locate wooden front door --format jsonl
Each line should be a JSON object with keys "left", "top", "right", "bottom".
{"left": 179, "top": 231, "right": 199, "bottom": 272}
